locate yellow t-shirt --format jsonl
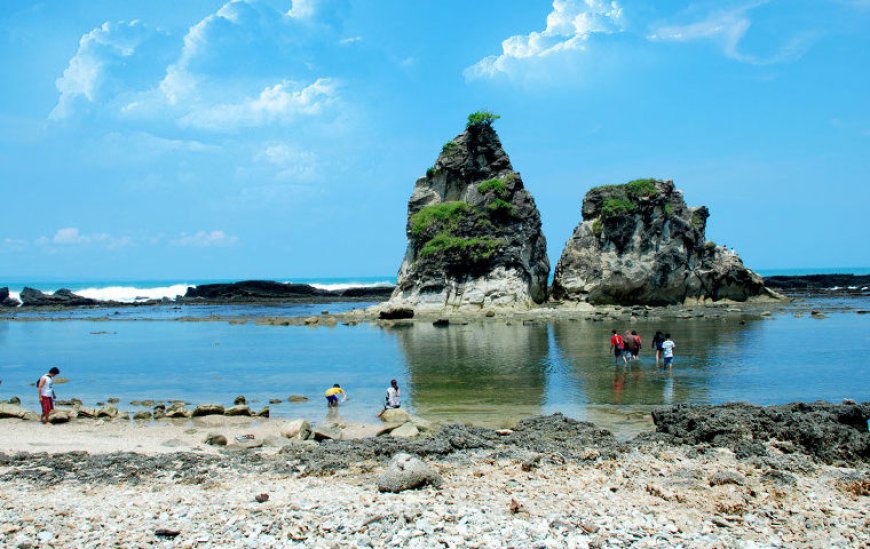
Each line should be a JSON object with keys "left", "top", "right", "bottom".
{"left": 325, "top": 387, "right": 344, "bottom": 397}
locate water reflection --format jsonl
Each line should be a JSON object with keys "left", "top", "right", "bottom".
{"left": 550, "top": 318, "right": 763, "bottom": 407}
{"left": 394, "top": 322, "right": 549, "bottom": 425}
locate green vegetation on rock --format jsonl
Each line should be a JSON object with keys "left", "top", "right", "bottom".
{"left": 477, "top": 177, "right": 508, "bottom": 197}
{"left": 466, "top": 110, "right": 500, "bottom": 128}
{"left": 419, "top": 233, "right": 502, "bottom": 261}
{"left": 441, "top": 141, "right": 459, "bottom": 155}
{"left": 664, "top": 203, "right": 673, "bottom": 216}
{"left": 410, "top": 201, "right": 470, "bottom": 238}
{"left": 601, "top": 196, "right": 636, "bottom": 219}
{"left": 625, "top": 178, "right": 659, "bottom": 198}
{"left": 486, "top": 198, "right": 517, "bottom": 218}
{"left": 592, "top": 218, "right": 603, "bottom": 237}
{"left": 426, "top": 167, "right": 436, "bottom": 178}
{"left": 691, "top": 211, "right": 704, "bottom": 228}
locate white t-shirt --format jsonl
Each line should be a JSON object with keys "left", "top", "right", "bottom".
{"left": 386, "top": 386, "right": 400, "bottom": 407}
{"left": 662, "top": 340, "right": 675, "bottom": 358}
{"left": 39, "top": 375, "right": 54, "bottom": 398}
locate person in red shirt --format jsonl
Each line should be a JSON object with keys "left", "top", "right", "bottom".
{"left": 610, "top": 330, "right": 626, "bottom": 365}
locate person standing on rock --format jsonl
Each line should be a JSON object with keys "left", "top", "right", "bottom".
{"left": 37, "top": 367, "right": 59, "bottom": 424}
{"left": 324, "top": 384, "right": 347, "bottom": 407}
{"left": 653, "top": 331, "right": 666, "bottom": 365}
{"left": 377, "top": 379, "right": 401, "bottom": 418}
{"left": 661, "top": 334, "right": 676, "bottom": 369}
{"left": 610, "top": 330, "right": 626, "bottom": 365}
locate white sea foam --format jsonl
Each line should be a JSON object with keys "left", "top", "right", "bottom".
{"left": 73, "top": 284, "right": 193, "bottom": 303}
{"left": 8, "top": 291, "right": 21, "bottom": 305}
{"left": 289, "top": 281, "right": 395, "bottom": 292}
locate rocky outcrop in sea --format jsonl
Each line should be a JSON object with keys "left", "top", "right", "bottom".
{"left": 389, "top": 112, "right": 549, "bottom": 309}
{"left": 551, "top": 179, "right": 778, "bottom": 305}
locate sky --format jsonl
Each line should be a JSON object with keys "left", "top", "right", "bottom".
{"left": 1, "top": 0, "right": 868, "bottom": 281}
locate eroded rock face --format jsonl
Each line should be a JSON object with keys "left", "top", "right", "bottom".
{"left": 552, "top": 179, "right": 777, "bottom": 305}
{"left": 389, "top": 117, "right": 549, "bottom": 310}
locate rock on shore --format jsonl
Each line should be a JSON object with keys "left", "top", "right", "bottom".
{"left": 552, "top": 179, "right": 779, "bottom": 305}
{"left": 388, "top": 112, "right": 550, "bottom": 310}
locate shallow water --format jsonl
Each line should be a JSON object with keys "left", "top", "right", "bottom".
{"left": 1, "top": 299, "right": 868, "bottom": 434}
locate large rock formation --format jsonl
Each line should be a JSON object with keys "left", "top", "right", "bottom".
{"left": 552, "top": 179, "right": 777, "bottom": 305}
{"left": 389, "top": 113, "right": 550, "bottom": 309}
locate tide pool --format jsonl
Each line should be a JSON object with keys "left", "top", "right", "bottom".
{"left": 1, "top": 300, "right": 868, "bottom": 432}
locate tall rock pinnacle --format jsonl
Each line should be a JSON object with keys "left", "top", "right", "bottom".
{"left": 389, "top": 112, "right": 550, "bottom": 309}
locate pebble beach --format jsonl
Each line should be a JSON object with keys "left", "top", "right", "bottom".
{"left": 2, "top": 404, "right": 868, "bottom": 548}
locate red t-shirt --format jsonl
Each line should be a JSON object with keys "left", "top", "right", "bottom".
{"left": 610, "top": 334, "right": 624, "bottom": 349}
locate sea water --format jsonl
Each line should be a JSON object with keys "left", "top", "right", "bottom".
{"left": 1, "top": 296, "right": 868, "bottom": 433}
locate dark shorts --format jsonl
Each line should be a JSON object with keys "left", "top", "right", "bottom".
{"left": 614, "top": 347, "right": 623, "bottom": 357}
{"left": 656, "top": 343, "right": 664, "bottom": 351}
{"left": 41, "top": 396, "right": 54, "bottom": 415}
{"left": 326, "top": 395, "right": 339, "bottom": 404}
{"left": 664, "top": 356, "right": 673, "bottom": 366}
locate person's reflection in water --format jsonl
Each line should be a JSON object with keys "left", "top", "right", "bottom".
{"left": 612, "top": 369, "right": 625, "bottom": 403}
{"left": 662, "top": 369, "right": 674, "bottom": 405}
{"left": 326, "top": 405, "right": 341, "bottom": 423}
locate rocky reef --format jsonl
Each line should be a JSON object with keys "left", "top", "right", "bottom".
{"left": 0, "top": 287, "right": 20, "bottom": 307}
{"left": 389, "top": 112, "right": 549, "bottom": 309}
{"left": 552, "top": 179, "right": 778, "bottom": 305}
{"left": 183, "top": 280, "right": 394, "bottom": 303}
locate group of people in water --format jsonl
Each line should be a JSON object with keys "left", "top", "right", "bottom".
{"left": 610, "top": 330, "right": 676, "bottom": 368}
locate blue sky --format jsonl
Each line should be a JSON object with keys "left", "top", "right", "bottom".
{"left": 1, "top": 0, "right": 868, "bottom": 280}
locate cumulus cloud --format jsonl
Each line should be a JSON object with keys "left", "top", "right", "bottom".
{"left": 179, "top": 78, "right": 337, "bottom": 131}
{"left": 465, "top": 0, "right": 624, "bottom": 80}
{"left": 53, "top": 0, "right": 345, "bottom": 131}
{"left": 170, "top": 230, "right": 239, "bottom": 247}
{"left": 648, "top": 2, "right": 813, "bottom": 65}
{"left": 51, "top": 20, "right": 169, "bottom": 119}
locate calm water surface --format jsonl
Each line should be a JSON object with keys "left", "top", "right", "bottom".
{"left": 1, "top": 299, "right": 868, "bottom": 434}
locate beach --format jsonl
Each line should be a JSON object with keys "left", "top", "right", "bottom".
{"left": 1, "top": 404, "right": 868, "bottom": 548}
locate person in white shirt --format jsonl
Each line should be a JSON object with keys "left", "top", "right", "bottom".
{"left": 661, "top": 334, "right": 676, "bottom": 369}
{"left": 37, "top": 367, "right": 60, "bottom": 424}
{"left": 377, "top": 379, "right": 401, "bottom": 417}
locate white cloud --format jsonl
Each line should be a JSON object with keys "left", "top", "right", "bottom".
{"left": 465, "top": 0, "right": 624, "bottom": 80}
{"left": 51, "top": 20, "right": 167, "bottom": 119}
{"left": 338, "top": 35, "right": 362, "bottom": 45}
{"left": 179, "top": 78, "right": 337, "bottom": 131}
{"left": 1, "top": 237, "right": 27, "bottom": 252}
{"left": 170, "top": 230, "right": 239, "bottom": 247}
{"left": 287, "top": 0, "right": 317, "bottom": 19}
{"left": 53, "top": 0, "right": 345, "bottom": 131}
{"left": 648, "top": 2, "right": 812, "bottom": 65}
{"left": 37, "top": 227, "right": 132, "bottom": 249}
{"left": 255, "top": 143, "right": 317, "bottom": 181}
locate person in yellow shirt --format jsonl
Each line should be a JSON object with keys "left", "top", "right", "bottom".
{"left": 324, "top": 384, "right": 347, "bottom": 407}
